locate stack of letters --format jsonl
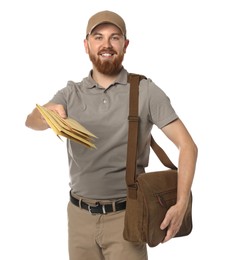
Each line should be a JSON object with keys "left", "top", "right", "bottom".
{"left": 36, "top": 104, "right": 97, "bottom": 148}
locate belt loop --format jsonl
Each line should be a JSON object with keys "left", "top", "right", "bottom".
{"left": 79, "top": 198, "right": 82, "bottom": 208}
{"left": 102, "top": 205, "right": 106, "bottom": 214}
{"left": 112, "top": 201, "right": 116, "bottom": 212}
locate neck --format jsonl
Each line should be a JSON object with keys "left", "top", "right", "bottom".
{"left": 92, "top": 67, "right": 121, "bottom": 89}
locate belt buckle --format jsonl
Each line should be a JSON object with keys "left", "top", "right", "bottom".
{"left": 88, "top": 203, "right": 106, "bottom": 214}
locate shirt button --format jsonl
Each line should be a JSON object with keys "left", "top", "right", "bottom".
{"left": 103, "top": 99, "right": 107, "bottom": 104}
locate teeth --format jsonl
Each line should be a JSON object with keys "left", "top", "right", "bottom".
{"left": 101, "top": 53, "right": 112, "bottom": 57}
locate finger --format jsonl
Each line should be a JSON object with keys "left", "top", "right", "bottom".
{"left": 58, "top": 110, "right": 67, "bottom": 118}
{"left": 162, "top": 228, "right": 175, "bottom": 243}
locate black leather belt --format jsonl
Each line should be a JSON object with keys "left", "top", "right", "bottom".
{"left": 70, "top": 192, "right": 126, "bottom": 214}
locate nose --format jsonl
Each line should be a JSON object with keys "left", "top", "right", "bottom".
{"left": 102, "top": 37, "right": 113, "bottom": 48}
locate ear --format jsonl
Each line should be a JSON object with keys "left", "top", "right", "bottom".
{"left": 123, "top": 39, "right": 129, "bottom": 53}
{"left": 84, "top": 39, "right": 89, "bottom": 54}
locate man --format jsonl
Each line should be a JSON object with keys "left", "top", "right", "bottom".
{"left": 25, "top": 10, "right": 198, "bottom": 260}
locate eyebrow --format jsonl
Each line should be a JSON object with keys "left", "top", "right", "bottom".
{"left": 91, "top": 32, "right": 122, "bottom": 37}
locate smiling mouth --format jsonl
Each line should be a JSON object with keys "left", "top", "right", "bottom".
{"left": 98, "top": 49, "right": 116, "bottom": 57}
{"left": 99, "top": 52, "right": 115, "bottom": 58}
{"left": 101, "top": 53, "right": 113, "bottom": 57}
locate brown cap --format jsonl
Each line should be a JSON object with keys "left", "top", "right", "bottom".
{"left": 86, "top": 10, "right": 126, "bottom": 37}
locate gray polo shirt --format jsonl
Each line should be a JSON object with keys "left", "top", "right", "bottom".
{"left": 49, "top": 67, "right": 178, "bottom": 199}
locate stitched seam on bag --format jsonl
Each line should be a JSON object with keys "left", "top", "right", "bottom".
{"left": 153, "top": 189, "right": 176, "bottom": 197}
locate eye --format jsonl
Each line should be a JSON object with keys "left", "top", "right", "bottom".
{"left": 94, "top": 35, "right": 103, "bottom": 40}
{"left": 111, "top": 35, "right": 120, "bottom": 41}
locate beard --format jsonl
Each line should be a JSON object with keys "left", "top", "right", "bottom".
{"left": 88, "top": 49, "right": 124, "bottom": 75}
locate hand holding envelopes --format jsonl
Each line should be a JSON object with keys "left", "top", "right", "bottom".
{"left": 36, "top": 104, "right": 97, "bottom": 148}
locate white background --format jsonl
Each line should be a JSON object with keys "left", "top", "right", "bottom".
{"left": 0, "top": 0, "right": 225, "bottom": 259}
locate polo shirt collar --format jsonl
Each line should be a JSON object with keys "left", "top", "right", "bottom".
{"left": 83, "top": 67, "right": 129, "bottom": 89}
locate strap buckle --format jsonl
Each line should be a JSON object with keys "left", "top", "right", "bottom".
{"left": 128, "top": 184, "right": 138, "bottom": 199}
{"left": 128, "top": 115, "right": 139, "bottom": 122}
{"left": 88, "top": 203, "right": 107, "bottom": 214}
{"left": 88, "top": 203, "right": 99, "bottom": 214}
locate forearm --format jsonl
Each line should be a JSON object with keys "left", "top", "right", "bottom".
{"left": 177, "top": 141, "right": 198, "bottom": 206}
{"left": 161, "top": 119, "right": 198, "bottom": 208}
{"left": 160, "top": 138, "right": 198, "bottom": 241}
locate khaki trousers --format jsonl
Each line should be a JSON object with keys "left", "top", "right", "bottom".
{"left": 67, "top": 201, "right": 148, "bottom": 260}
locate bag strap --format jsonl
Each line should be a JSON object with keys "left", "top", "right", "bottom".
{"left": 126, "top": 73, "right": 177, "bottom": 199}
